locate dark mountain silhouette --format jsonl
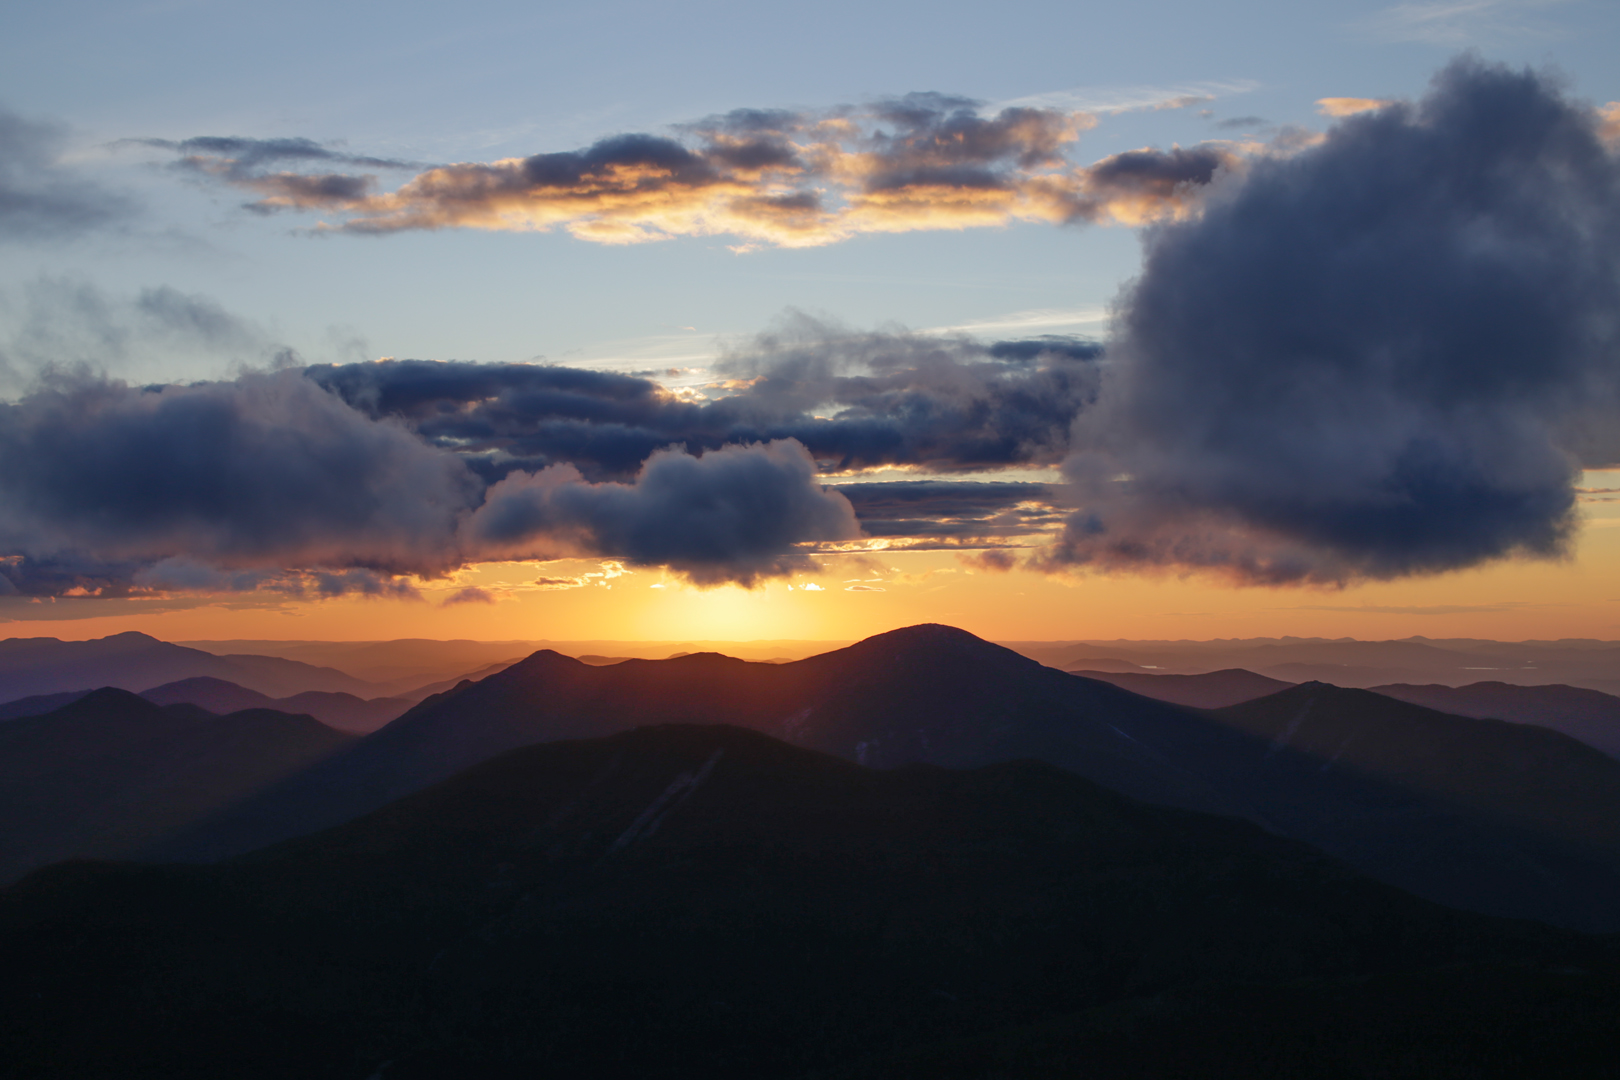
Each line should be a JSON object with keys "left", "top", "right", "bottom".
{"left": 154, "top": 625, "right": 1620, "bottom": 931}
{"left": 1068, "top": 668, "right": 1294, "bottom": 708}
{"left": 1207, "top": 682, "right": 1620, "bottom": 931}
{"left": 141, "top": 676, "right": 411, "bottom": 734}
{"left": 0, "top": 688, "right": 354, "bottom": 883}
{"left": 0, "top": 631, "right": 383, "bottom": 700}
{"left": 156, "top": 627, "right": 1279, "bottom": 863}
{"left": 4, "top": 724, "right": 1612, "bottom": 1080}
{"left": 1372, "top": 680, "right": 1620, "bottom": 759}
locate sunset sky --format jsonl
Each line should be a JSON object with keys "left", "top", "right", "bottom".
{"left": 3, "top": 0, "right": 1620, "bottom": 644}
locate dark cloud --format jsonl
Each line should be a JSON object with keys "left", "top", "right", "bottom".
{"left": 131, "top": 134, "right": 415, "bottom": 214}
{"left": 835, "top": 480, "right": 1060, "bottom": 540}
{"left": 1215, "top": 116, "right": 1268, "bottom": 130}
{"left": 1048, "top": 58, "right": 1620, "bottom": 584}
{"left": 0, "top": 107, "right": 133, "bottom": 241}
{"left": 0, "top": 369, "right": 867, "bottom": 595}
{"left": 441, "top": 586, "right": 497, "bottom": 606}
{"left": 307, "top": 315, "right": 1102, "bottom": 480}
{"left": 469, "top": 440, "right": 858, "bottom": 587}
{"left": 0, "top": 370, "right": 478, "bottom": 584}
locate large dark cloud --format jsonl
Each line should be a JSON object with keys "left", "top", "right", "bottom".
{"left": 0, "top": 371, "right": 477, "bottom": 586}
{"left": 1049, "top": 58, "right": 1620, "bottom": 584}
{"left": 0, "top": 108, "right": 133, "bottom": 242}
{"left": 0, "top": 369, "right": 863, "bottom": 596}
{"left": 308, "top": 318, "right": 1102, "bottom": 480}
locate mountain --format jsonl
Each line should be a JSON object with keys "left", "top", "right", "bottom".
{"left": 3, "top": 723, "right": 1609, "bottom": 1080}
{"left": 0, "top": 631, "right": 383, "bottom": 700}
{"left": 1208, "top": 682, "right": 1620, "bottom": 930}
{"left": 1371, "top": 680, "right": 1620, "bottom": 759}
{"left": 0, "top": 688, "right": 355, "bottom": 883}
{"left": 155, "top": 626, "right": 1275, "bottom": 863}
{"left": 142, "top": 676, "right": 410, "bottom": 734}
{"left": 139, "top": 675, "right": 275, "bottom": 714}
{"left": 1068, "top": 668, "right": 1294, "bottom": 708}
{"left": 1036, "top": 636, "right": 1620, "bottom": 694}
{"left": 159, "top": 625, "right": 1620, "bottom": 931}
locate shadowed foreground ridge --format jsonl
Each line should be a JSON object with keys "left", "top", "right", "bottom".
{"left": 4, "top": 723, "right": 1617, "bottom": 1080}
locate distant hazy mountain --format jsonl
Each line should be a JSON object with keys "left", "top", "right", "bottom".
{"left": 4, "top": 724, "right": 1607, "bottom": 1080}
{"left": 0, "top": 631, "right": 383, "bottom": 700}
{"left": 155, "top": 625, "right": 1620, "bottom": 931}
{"left": 1068, "top": 668, "right": 1294, "bottom": 708}
{"left": 1371, "top": 681, "right": 1620, "bottom": 759}
{"left": 0, "top": 688, "right": 355, "bottom": 883}
{"left": 1037, "top": 636, "right": 1620, "bottom": 693}
{"left": 142, "top": 676, "right": 411, "bottom": 734}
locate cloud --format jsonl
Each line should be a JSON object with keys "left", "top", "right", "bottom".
{"left": 307, "top": 315, "right": 1104, "bottom": 479}
{"left": 0, "top": 364, "right": 879, "bottom": 594}
{"left": 1043, "top": 58, "right": 1620, "bottom": 585}
{"left": 468, "top": 440, "right": 858, "bottom": 587}
{"left": 0, "top": 107, "right": 134, "bottom": 242}
{"left": 441, "top": 585, "right": 497, "bottom": 606}
{"left": 0, "top": 369, "right": 478, "bottom": 595}
{"left": 0, "top": 278, "right": 284, "bottom": 394}
{"left": 844, "top": 584, "right": 885, "bottom": 592}
{"left": 957, "top": 549, "right": 1020, "bottom": 572}
{"left": 835, "top": 480, "right": 1061, "bottom": 540}
{"left": 1316, "top": 98, "right": 1391, "bottom": 117}
{"left": 151, "top": 95, "right": 1239, "bottom": 246}
{"left": 1355, "top": 0, "right": 1570, "bottom": 45}
{"left": 133, "top": 134, "right": 416, "bottom": 214}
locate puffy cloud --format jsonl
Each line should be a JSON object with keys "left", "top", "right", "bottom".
{"left": 1045, "top": 58, "right": 1620, "bottom": 585}
{"left": 151, "top": 95, "right": 1237, "bottom": 246}
{"left": 0, "top": 370, "right": 478, "bottom": 591}
{"left": 0, "top": 367, "right": 874, "bottom": 595}
{"left": 468, "top": 440, "right": 859, "bottom": 587}
{"left": 0, "top": 107, "right": 134, "bottom": 242}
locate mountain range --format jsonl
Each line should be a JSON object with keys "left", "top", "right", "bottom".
{"left": 143, "top": 624, "right": 1620, "bottom": 932}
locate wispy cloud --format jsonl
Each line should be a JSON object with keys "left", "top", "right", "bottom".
{"left": 1354, "top": 0, "right": 1570, "bottom": 45}
{"left": 995, "top": 80, "right": 1260, "bottom": 115}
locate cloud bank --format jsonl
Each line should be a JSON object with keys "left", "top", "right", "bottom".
{"left": 1048, "top": 57, "right": 1620, "bottom": 584}
{"left": 308, "top": 316, "right": 1102, "bottom": 480}
{"left": 155, "top": 94, "right": 1238, "bottom": 246}
{"left": 0, "top": 371, "right": 857, "bottom": 595}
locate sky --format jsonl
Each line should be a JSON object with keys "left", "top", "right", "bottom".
{"left": 3, "top": 0, "right": 1620, "bottom": 643}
